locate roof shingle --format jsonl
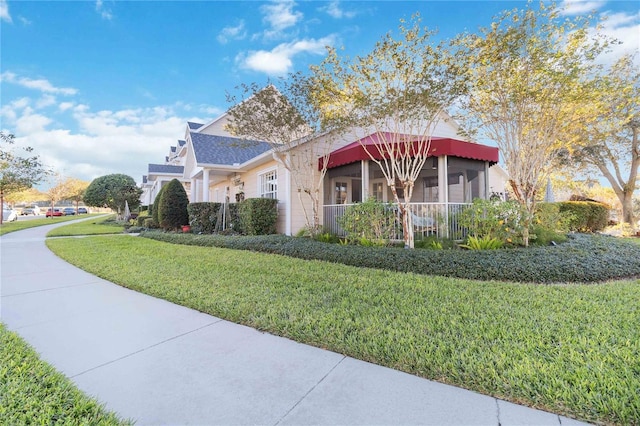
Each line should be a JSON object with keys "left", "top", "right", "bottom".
{"left": 148, "top": 164, "right": 184, "bottom": 174}
{"left": 190, "top": 133, "right": 272, "bottom": 165}
{"left": 187, "top": 121, "right": 203, "bottom": 130}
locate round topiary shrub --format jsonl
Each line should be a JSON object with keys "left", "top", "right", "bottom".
{"left": 158, "top": 179, "right": 189, "bottom": 231}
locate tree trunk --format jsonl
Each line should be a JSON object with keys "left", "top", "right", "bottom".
{"left": 621, "top": 192, "right": 636, "bottom": 230}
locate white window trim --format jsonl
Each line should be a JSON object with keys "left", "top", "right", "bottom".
{"left": 258, "top": 167, "right": 278, "bottom": 200}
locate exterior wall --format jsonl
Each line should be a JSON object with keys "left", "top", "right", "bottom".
{"left": 197, "top": 114, "right": 235, "bottom": 137}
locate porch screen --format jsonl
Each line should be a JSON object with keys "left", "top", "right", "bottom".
{"left": 447, "top": 157, "right": 486, "bottom": 203}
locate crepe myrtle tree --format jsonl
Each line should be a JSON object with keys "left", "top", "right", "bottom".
{"left": 84, "top": 173, "right": 142, "bottom": 214}
{"left": 226, "top": 74, "right": 347, "bottom": 237}
{"left": 0, "top": 131, "right": 48, "bottom": 224}
{"left": 312, "top": 14, "right": 467, "bottom": 248}
{"left": 453, "top": 2, "right": 608, "bottom": 246}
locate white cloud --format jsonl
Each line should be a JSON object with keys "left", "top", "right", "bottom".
{"left": 559, "top": 0, "right": 607, "bottom": 16}
{"left": 594, "top": 10, "right": 640, "bottom": 65}
{"left": 0, "top": 97, "right": 30, "bottom": 122}
{"left": 95, "top": 0, "right": 113, "bottom": 20}
{"left": 19, "top": 16, "right": 31, "bottom": 25}
{"left": 238, "top": 36, "right": 335, "bottom": 75}
{"left": 1, "top": 71, "right": 78, "bottom": 95}
{"left": 36, "top": 94, "right": 57, "bottom": 109}
{"left": 262, "top": 0, "right": 302, "bottom": 30}
{"left": 15, "top": 107, "right": 53, "bottom": 134}
{"left": 217, "top": 20, "right": 247, "bottom": 44}
{"left": 0, "top": 0, "right": 12, "bottom": 23}
{"left": 59, "top": 102, "right": 74, "bottom": 111}
{"left": 322, "top": 0, "right": 356, "bottom": 19}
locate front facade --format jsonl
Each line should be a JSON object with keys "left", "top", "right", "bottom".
{"left": 142, "top": 110, "right": 505, "bottom": 237}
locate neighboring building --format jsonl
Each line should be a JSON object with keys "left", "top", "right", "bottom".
{"left": 141, "top": 104, "right": 502, "bottom": 237}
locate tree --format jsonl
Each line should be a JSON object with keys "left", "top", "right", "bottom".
{"left": 45, "top": 174, "right": 72, "bottom": 217}
{"left": 453, "top": 2, "right": 607, "bottom": 246}
{"left": 312, "top": 15, "right": 466, "bottom": 248}
{"left": 84, "top": 174, "right": 142, "bottom": 213}
{"left": 561, "top": 54, "right": 639, "bottom": 229}
{"left": 158, "top": 179, "right": 189, "bottom": 231}
{"left": 226, "top": 75, "right": 345, "bottom": 236}
{"left": 65, "top": 178, "right": 90, "bottom": 213}
{"left": 0, "top": 131, "right": 48, "bottom": 224}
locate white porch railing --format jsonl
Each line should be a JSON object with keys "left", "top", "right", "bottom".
{"left": 323, "top": 202, "right": 471, "bottom": 240}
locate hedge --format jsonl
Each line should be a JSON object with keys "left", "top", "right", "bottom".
{"left": 187, "top": 202, "right": 241, "bottom": 234}
{"left": 238, "top": 198, "right": 278, "bottom": 235}
{"left": 140, "top": 232, "right": 640, "bottom": 283}
{"left": 158, "top": 179, "right": 189, "bottom": 231}
{"left": 558, "top": 201, "right": 609, "bottom": 232}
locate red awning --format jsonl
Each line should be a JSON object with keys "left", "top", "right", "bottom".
{"left": 320, "top": 132, "right": 499, "bottom": 170}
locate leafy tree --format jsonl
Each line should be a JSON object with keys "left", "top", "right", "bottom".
{"left": 84, "top": 174, "right": 142, "bottom": 213}
{"left": 0, "top": 132, "right": 48, "bottom": 224}
{"left": 313, "top": 15, "right": 466, "bottom": 248}
{"left": 560, "top": 54, "right": 639, "bottom": 229}
{"left": 226, "top": 76, "right": 345, "bottom": 237}
{"left": 453, "top": 3, "right": 607, "bottom": 245}
{"left": 65, "top": 178, "right": 90, "bottom": 213}
{"left": 4, "top": 187, "right": 45, "bottom": 206}
{"left": 158, "top": 178, "right": 189, "bottom": 231}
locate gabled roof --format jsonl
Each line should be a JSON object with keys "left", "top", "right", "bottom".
{"left": 170, "top": 146, "right": 177, "bottom": 153}
{"left": 190, "top": 132, "right": 272, "bottom": 166}
{"left": 178, "top": 140, "right": 186, "bottom": 146}
{"left": 187, "top": 121, "right": 203, "bottom": 130}
{"left": 148, "top": 164, "right": 185, "bottom": 174}
{"left": 142, "top": 175, "right": 148, "bottom": 184}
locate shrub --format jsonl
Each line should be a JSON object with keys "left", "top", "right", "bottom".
{"left": 143, "top": 217, "right": 157, "bottom": 229}
{"left": 136, "top": 210, "right": 149, "bottom": 227}
{"left": 140, "top": 232, "right": 640, "bottom": 283}
{"left": 157, "top": 179, "right": 189, "bottom": 231}
{"left": 187, "top": 202, "right": 221, "bottom": 234}
{"left": 558, "top": 201, "right": 609, "bottom": 232}
{"left": 337, "top": 198, "right": 396, "bottom": 244}
{"left": 460, "top": 235, "right": 504, "bottom": 250}
{"left": 239, "top": 198, "right": 278, "bottom": 235}
{"left": 151, "top": 185, "right": 165, "bottom": 228}
{"left": 458, "top": 199, "right": 527, "bottom": 244}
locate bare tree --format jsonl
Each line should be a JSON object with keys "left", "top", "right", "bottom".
{"left": 312, "top": 15, "right": 466, "bottom": 248}
{"left": 226, "top": 74, "right": 345, "bottom": 236}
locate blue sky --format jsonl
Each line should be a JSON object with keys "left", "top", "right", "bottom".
{"left": 1, "top": 0, "right": 638, "bottom": 188}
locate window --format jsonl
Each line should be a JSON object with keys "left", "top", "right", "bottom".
{"left": 259, "top": 169, "right": 277, "bottom": 199}
{"left": 372, "top": 182, "right": 384, "bottom": 202}
{"left": 335, "top": 181, "right": 347, "bottom": 204}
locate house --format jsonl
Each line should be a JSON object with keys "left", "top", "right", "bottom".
{"left": 142, "top": 109, "right": 504, "bottom": 238}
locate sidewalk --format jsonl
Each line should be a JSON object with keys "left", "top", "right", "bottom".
{"left": 1, "top": 222, "right": 588, "bottom": 425}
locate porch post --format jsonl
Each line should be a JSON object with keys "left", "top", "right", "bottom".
{"left": 438, "top": 156, "right": 449, "bottom": 238}
{"left": 285, "top": 166, "right": 292, "bottom": 235}
{"left": 202, "top": 170, "right": 210, "bottom": 202}
{"left": 484, "top": 161, "right": 490, "bottom": 199}
{"left": 361, "top": 160, "right": 369, "bottom": 200}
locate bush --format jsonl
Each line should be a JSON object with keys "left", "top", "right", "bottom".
{"left": 187, "top": 202, "right": 221, "bottom": 234}
{"left": 158, "top": 179, "right": 189, "bottom": 231}
{"left": 458, "top": 199, "right": 527, "bottom": 244}
{"left": 338, "top": 198, "right": 396, "bottom": 244}
{"left": 151, "top": 186, "right": 165, "bottom": 228}
{"left": 136, "top": 210, "right": 149, "bottom": 227}
{"left": 140, "top": 232, "right": 640, "bottom": 283}
{"left": 558, "top": 201, "right": 609, "bottom": 232}
{"left": 531, "top": 202, "right": 571, "bottom": 245}
{"left": 238, "top": 198, "right": 278, "bottom": 235}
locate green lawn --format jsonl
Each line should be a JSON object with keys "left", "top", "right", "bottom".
{"left": 46, "top": 215, "right": 124, "bottom": 237}
{"left": 0, "top": 323, "right": 130, "bottom": 425}
{"left": 46, "top": 235, "right": 640, "bottom": 425}
{"left": 0, "top": 214, "right": 105, "bottom": 236}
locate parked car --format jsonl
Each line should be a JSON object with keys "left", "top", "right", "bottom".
{"left": 46, "top": 208, "right": 64, "bottom": 217}
{"left": 21, "top": 206, "right": 41, "bottom": 215}
{"left": 63, "top": 207, "right": 76, "bottom": 215}
{"left": 3, "top": 207, "right": 18, "bottom": 222}
{"left": 77, "top": 207, "right": 89, "bottom": 214}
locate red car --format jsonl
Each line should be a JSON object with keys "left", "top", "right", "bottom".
{"left": 46, "top": 208, "right": 65, "bottom": 217}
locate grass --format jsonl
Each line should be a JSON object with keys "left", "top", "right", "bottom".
{"left": 46, "top": 215, "right": 124, "bottom": 237}
{"left": 0, "top": 214, "right": 104, "bottom": 236}
{"left": 46, "top": 235, "right": 640, "bottom": 425}
{"left": 0, "top": 323, "right": 130, "bottom": 425}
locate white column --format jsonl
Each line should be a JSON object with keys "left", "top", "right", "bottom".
{"left": 361, "top": 160, "right": 369, "bottom": 200}
{"left": 438, "top": 156, "right": 448, "bottom": 204}
{"left": 484, "top": 161, "right": 490, "bottom": 199}
{"left": 202, "top": 170, "right": 210, "bottom": 202}
{"left": 190, "top": 178, "right": 196, "bottom": 202}
{"left": 285, "top": 167, "right": 292, "bottom": 235}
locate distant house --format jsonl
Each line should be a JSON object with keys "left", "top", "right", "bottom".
{"left": 141, "top": 102, "right": 503, "bottom": 237}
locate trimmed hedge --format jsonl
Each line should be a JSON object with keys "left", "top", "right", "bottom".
{"left": 187, "top": 202, "right": 242, "bottom": 234}
{"left": 140, "top": 232, "right": 640, "bottom": 283}
{"left": 238, "top": 198, "right": 278, "bottom": 235}
{"left": 558, "top": 201, "right": 609, "bottom": 232}
{"left": 158, "top": 179, "right": 189, "bottom": 231}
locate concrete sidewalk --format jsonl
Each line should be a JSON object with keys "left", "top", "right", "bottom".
{"left": 1, "top": 222, "right": 588, "bottom": 425}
